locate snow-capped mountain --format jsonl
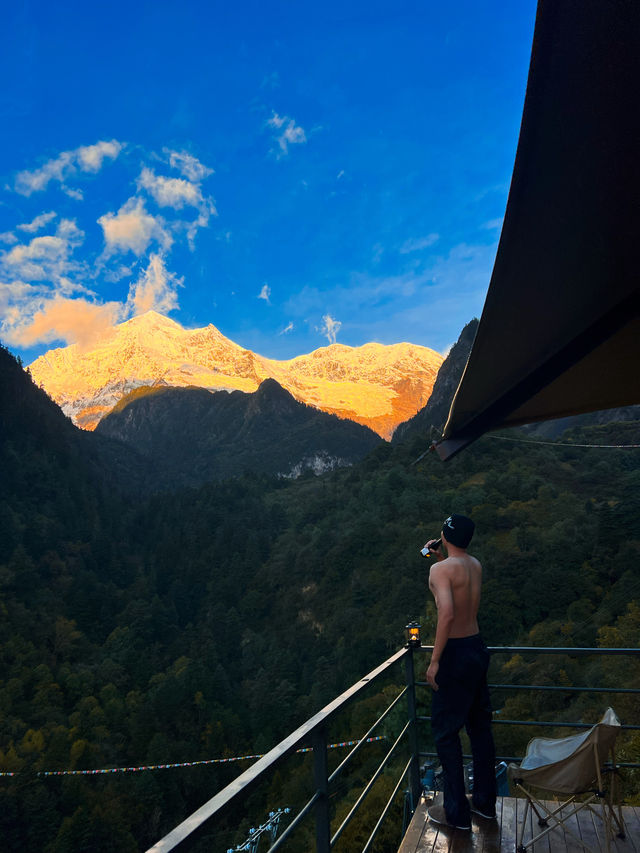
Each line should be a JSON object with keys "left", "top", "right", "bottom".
{"left": 29, "top": 311, "right": 443, "bottom": 439}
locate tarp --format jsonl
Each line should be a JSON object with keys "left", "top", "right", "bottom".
{"left": 435, "top": 0, "right": 640, "bottom": 461}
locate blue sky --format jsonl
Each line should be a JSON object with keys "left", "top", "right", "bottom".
{"left": 0, "top": 0, "right": 537, "bottom": 364}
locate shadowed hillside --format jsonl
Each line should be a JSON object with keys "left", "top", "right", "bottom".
{"left": 95, "top": 378, "right": 383, "bottom": 488}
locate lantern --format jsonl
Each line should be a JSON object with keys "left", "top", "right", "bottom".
{"left": 406, "top": 621, "right": 421, "bottom": 647}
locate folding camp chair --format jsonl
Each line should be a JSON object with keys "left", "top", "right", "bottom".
{"left": 508, "top": 708, "right": 626, "bottom": 853}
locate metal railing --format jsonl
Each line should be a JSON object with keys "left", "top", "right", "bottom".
{"left": 146, "top": 645, "right": 640, "bottom": 853}
{"left": 417, "top": 646, "right": 640, "bottom": 767}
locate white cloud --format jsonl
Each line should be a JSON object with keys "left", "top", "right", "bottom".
{"left": 0, "top": 280, "right": 35, "bottom": 315}
{"left": 185, "top": 213, "right": 212, "bottom": 251}
{"left": 482, "top": 217, "right": 504, "bottom": 231}
{"left": 56, "top": 219, "right": 84, "bottom": 243}
{"left": 136, "top": 166, "right": 216, "bottom": 250}
{"left": 0, "top": 141, "right": 222, "bottom": 351}
{"left": 98, "top": 197, "right": 172, "bottom": 256}
{"left": 14, "top": 151, "right": 74, "bottom": 196}
{"left": 320, "top": 314, "right": 341, "bottom": 345}
{"left": 137, "top": 167, "right": 204, "bottom": 210}
{"left": 0, "top": 255, "right": 182, "bottom": 350}
{"left": 126, "top": 254, "right": 182, "bottom": 316}
{"left": 16, "top": 211, "right": 57, "bottom": 233}
{"left": 164, "top": 148, "right": 213, "bottom": 182}
{"left": 13, "top": 139, "right": 123, "bottom": 196}
{"left": 2, "top": 219, "right": 84, "bottom": 282}
{"left": 267, "top": 112, "right": 307, "bottom": 155}
{"left": 399, "top": 233, "right": 440, "bottom": 253}
{"left": 103, "top": 263, "right": 134, "bottom": 283}
{"left": 279, "top": 321, "right": 294, "bottom": 335}
{"left": 76, "top": 140, "right": 123, "bottom": 172}
{"left": 4, "top": 236, "right": 68, "bottom": 280}
{"left": 63, "top": 187, "right": 84, "bottom": 201}
{"left": 258, "top": 283, "right": 271, "bottom": 303}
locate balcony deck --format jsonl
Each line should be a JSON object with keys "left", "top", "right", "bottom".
{"left": 399, "top": 796, "right": 640, "bottom": 853}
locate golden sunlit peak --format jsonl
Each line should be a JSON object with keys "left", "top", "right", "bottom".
{"left": 29, "top": 317, "right": 444, "bottom": 439}
{"left": 121, "top": 310, "right": 183, "bottom": 329}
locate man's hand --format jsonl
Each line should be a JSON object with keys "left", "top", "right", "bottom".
{"left": 425, "top": 539, "right": 444, "bottom": 561}
{"left": 426, "top": 659, "right": 439, "bottom": 691}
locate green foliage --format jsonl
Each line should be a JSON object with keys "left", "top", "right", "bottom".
{"left": 1, "top": 344, "right": 639, "bottom": 849}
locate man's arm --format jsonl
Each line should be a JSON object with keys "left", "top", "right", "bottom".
{"left": 427, "top": 563, "right": 454, "bottom": 691}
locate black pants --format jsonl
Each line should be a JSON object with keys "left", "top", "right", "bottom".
{"left": 431, "top": 634, "right": 496, "bottom": 825}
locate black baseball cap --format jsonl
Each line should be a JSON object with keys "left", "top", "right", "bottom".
{"left": 442, "top": 514, "right": 475, "bottom": 548}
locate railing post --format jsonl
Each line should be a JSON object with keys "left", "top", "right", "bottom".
{"left": 404, "top": 646, "right": 422, "bottom": 812}
{"left": 312, "top": 725, "right": 330, "bottom": 852}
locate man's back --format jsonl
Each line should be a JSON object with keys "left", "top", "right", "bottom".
{"left": 429, "top": 552, "right": 482, "bottom": 638}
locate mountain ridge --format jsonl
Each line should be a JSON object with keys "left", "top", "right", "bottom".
{"left": 28, "top": 310, "right": 443, "bottom": 438}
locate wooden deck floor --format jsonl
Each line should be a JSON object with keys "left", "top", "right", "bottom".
{"left": 399, "top": 796, "right": 640, "bottom": 853}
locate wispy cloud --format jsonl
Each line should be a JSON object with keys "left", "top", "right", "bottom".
{"left": 138, "top": 168, "right": 203, "bottom": 209}
{"left": 0, "top": 140, "right": 215, "bottom": 352}
{"left": 0, "top": 281, "right": 38, "bottom": 324}
{"left": 279, "top": 321, "right": 294, "bottom": 335}
{"left": 164, "top": 148, "right": 213, "bottom": 182}
{"left": 136, "top": 166, "right": 216, "bottom": 250}
{"left": 0, "top": 212, "right": 107, "bottom": 349}
{"left": 320, "top": 314, "right": 341, "bottom": 345}
{"left": 399, "top": 233, "right": 440, "bottom": 253}
{"left": 76, "top": 140, "right": 123, "bottom": 172}
{"left": 267, "top": 111, "right": 307, "bottom": 155}
{"left": 64, "top": 187, "right": 85, "bottom": 201}
{"left": 126, "top": 254, "right": 182, "bottom": 316}
{"left": 2, "top": 219, "right": 84, "bottom": 282}
{"left": 281, "top": 240, "right": 496, "bottom": 351}
{"left": 14, "top": 152, "right": 73, "bottom": 196}
{"left": 16, "top": 211, "right": 57, "bottom": 233}
{"left": 1, "top": 254, "right": 183, "bottom": 350}
{"left": 13, "top": 140, "right": 123, "bottom": 196}
{"left": 98, "top": 197, "right": 172, "bottom": 256}
{"left": 258, "top": 283, "right": 271, "bottom": 303}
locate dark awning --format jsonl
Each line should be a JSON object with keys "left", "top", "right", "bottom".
{"left": 435, "top": 0, "right": 640, "bottom": 461}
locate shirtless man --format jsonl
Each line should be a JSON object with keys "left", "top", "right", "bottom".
{"left": 423, "top": 514, "right": 496, "bottom": 830}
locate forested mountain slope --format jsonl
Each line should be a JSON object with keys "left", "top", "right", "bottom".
{"left": 95, "top": 378, "right": 382, "bottom": 488}
{"left": 1, "top": 344, "right": 638, "bottom": 851}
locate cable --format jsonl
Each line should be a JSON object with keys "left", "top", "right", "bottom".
{"left": 0, "top": 736, "right": 387, "bottom": 778}
{"left": 485, "top": 434, "right": 640, "bottom": 449}
{"left": 410, "top": 431, "right": 639, "bottom": 465}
